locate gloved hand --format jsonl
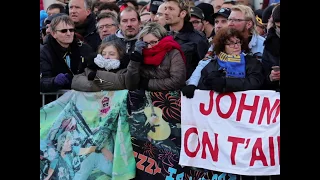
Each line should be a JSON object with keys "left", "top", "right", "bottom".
{"left": 85, "top": 53, "right": 99, "bottom": 70}
{"left": 134, "top": 40, "right": 147, "bottom": 55}
{"left": 139, "top": 77, "right": 149, "bottom": 90}
{"left": 181, "top": 85, "right": 197, "bottom": 98}
{"left": 54, "top": 73, "right": 71, "bottom": 86}
{"left": 203, "top": 76, "right": 226, "bottom": 93}
{"left": 88, "top": 71, "right": 97, "bottom": 81}
{"left": 207, "top": 70, "right": 225, "bottom": 78}
{"left": 130, "top": 51, "right": 144, "bottom": 63}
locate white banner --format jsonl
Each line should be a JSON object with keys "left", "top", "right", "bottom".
{"left": 179, "top": 90, "right": 280, "bottom": 176}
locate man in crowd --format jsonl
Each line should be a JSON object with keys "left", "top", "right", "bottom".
{"left": 46, "top": 3, "right": 66, "bottom": 16}
{"left": 196, "top": 3, "right": 215, "bottom": 41}
{"left": 228, "top": 4, "right": 265, "bottom": 58}
{"left": 42, "top": 13, "right": 67, "bottom": 44}
{"left": 40, "top": 15, "right": 93, "bottom": 93}
{"left": 190, "top": 6, "right": 205, "bottom": 32}
{"left": 103, "top": 6, "right": 141, "bottom": 55}
{"left": 262, "top": 4, "right": 280, "bottom": 92}
{"left": 69, "top": 0, "right": 101, "bottom": 51}
{"left": 163, "top": 0, "right": 209, "bottom": 78}
{"left": 149, "top": 0, "right": 164, "bottom": 21}
{"left": 153, "top": 3, "right": 166, "bottom": 26}
{"left": 96, "top": 12, "right": 119, "bottom": 40}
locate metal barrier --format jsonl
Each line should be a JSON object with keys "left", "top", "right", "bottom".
{"left": 40, "top": 90, "right": 70, "bottom": 107}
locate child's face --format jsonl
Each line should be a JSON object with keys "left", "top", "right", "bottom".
{"left": 101, "top": 45, "right": 119, "bottom": 59}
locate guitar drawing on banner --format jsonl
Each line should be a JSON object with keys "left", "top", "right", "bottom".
{"left": 144, "top": 91, "right": 171, "bottom": 141}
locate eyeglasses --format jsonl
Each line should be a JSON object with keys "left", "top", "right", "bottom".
{"left": 98, "top": 24, "right": 116, "bottom": 30}
{"left": 144, "top": 40, "right": 159, "bottom": 46}
{"left": 190, "top": 20, "right": 202, "bottom": 25}
{"left": 56, "top": 28, "right": 75, "bottom": 33}
{"left": 226, "top": 41, "right": 242, "bottom": 48}
{"left": 227, "top": 18, "right": 249, "bottom": 23}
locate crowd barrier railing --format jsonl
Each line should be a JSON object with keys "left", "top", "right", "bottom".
{"left": 40, "top": 90, "right": 70, "bottom": 107}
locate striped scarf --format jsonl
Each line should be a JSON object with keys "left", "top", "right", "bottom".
{"left": 217, "top": 52, "right": 246, "bottom": 78}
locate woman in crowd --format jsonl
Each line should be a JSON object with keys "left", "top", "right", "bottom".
{"left": 127, "top": 22, "right": 186, "bottom": 91}
{"left": 183, "top": 28, "right": 264, "bottom": 97}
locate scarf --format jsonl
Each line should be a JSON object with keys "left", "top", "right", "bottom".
{"left": 94, "top": 54, "right": 121, "bottom": 71}
{"left": 142, "top": 36, "right": 186, "bottom": 66}
{"left": 217, "top": 52, "right": 246, "bottom": 78}
{"left": 46, "top": 35, "right": 82, "bottom": 75}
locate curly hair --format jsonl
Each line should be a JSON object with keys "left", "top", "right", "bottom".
{"left": 212, "top": 28, "right": 249, "bottom": 55}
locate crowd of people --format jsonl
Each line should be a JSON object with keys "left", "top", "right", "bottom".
{"left": 40, "top": 0, "right": 280, "bottom": 95}
{"left": 40, "top": 0, "right": 280, "bottom": 178}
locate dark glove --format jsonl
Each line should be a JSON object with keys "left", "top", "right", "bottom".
{"left": 206, "top": 70, "right": 225, "bottom": 78}
{"left": 139, "top": 77, "right": 149, "bottom": 90}
{"left": 181, "top": 85, "right": 197, "bottom": 98}
{"left": 203, "top": 76, "right": 226, "bottom": 93}
{"left": 54, "top": 73, "right": 71, "bottom": 86}
{"left": 134, "top": 40, "right": 147, "bottom": 55}
{"left": 88, "top": 71, "right": 97, "bottom": 81}
{"left": 85, "top": 53, "right": 99, "bottom": 70}
{"left": 130, "top": 51, "right": 144, "bottom": 63}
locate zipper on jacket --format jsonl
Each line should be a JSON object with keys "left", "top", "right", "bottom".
{"left": 94, "top": 74, "right": 114, "bottom": 85}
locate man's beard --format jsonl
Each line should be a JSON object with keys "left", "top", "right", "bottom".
{"left": 125, "top": 32, "right": 136, "bottom": 39}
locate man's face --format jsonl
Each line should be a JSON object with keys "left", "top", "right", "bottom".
{"left": 211, "top": 0, "right": 224, "bottom": 13}
{"left": 119, "top": 10, "right": 140, "bottom": 39}
{"left": 97, "top": 18, "right": 118, "bottom": 40}
{"left": 52, "top": 22, "right": 75, "bottom": 47}
{"left": 45, "top": 23, "right": 52, "bottom": 35}
{"left": 214, "top": 15, "right": 228, "bottom": 33}
{"left": 69, "top": 0, "right": 90, "bottom": 24}
{"left": 228, "top": 10, "right": 251, "bottom": 33}
{"left": 190, "top": 16, "right": 204, "bottom": 31}
{"left": 164, "top": 1, "right": 185, "bottom": 26}
{"left": 154, "top": 4, "right": 166, "bottom": 26}
{"left": 47, "top": 8, "right": 60, "bottom": 16}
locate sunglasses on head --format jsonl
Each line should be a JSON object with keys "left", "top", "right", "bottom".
{"left": 56, "top": 28, "right": 75, "bottom": 33}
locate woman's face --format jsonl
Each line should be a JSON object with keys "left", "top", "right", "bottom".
{"left": 101, "top": 45, "right": 119, "bottom": 59}
{"left": 142, "top": 34, "right": 159, "bottom": 49}
{"left": 224, "top": 36, "right": 242, "bottom": 55}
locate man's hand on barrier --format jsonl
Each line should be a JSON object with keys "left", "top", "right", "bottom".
{"left": 54, "top": 73, "right": 71, "bottom": 86}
